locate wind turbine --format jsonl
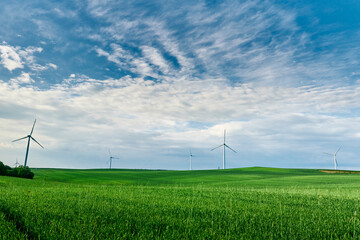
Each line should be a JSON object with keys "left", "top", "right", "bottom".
{"left": 108, "top": 149, "right": 119, "bottom": 169}
{"left": 12, "top": 119, "right": 44, "bottom": 167}
{"left": 189, "top": 148, "right": 194, "bottom": 170}
{"left": 323, "top": 146, "right": 341, "bottom": 170}
{"left": 211, "top": 130, "right": 236, "bottom": 169}
{"left": 14, "top": 158, "right": 20, "bottom": 168}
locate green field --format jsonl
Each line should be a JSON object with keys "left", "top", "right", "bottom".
{"left": 1, "top": 167, "right": 360, "bottom": 239}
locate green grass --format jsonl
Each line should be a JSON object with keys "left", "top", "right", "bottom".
{"left": 0, "top": 212, "right": 27, "bottom": 240}
{"left": 1, "top": 167, "right": 360, "bottom": 239}
{"left": 30, "top": 167, "right": 338, "bottom": 185}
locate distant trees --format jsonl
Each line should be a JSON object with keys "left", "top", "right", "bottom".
{"left": 0, "top": 161, "right": 8, "bottom": 175}
{"left": 0, "top": 161, "right": 34, "bottom": 179}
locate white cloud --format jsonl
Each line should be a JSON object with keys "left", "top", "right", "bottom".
{"left": 96, "top": 44, "right": 125, "bottom": 66}
{"left": 10, "top": 72, "right": 34, "bottom": 84}
{"left": 18, "top": 46, "right": 43, "bottom": 71}
{"left": 0, "top": 43, "right": 58, "bottom": 75}
{"left": 47, "top": 63, "right": 58, "bottom": 70}
{"left": 53, "top": 7, "right": 77, "bottom": 19}
{"left": 141, "top": 46, "right": 170, "bottom": 74}
{"left": 96, "top": 44, "right": 159, "bottom": 78}
{"left": 1, "top": 75, "right": 360, "bottom": 169}
{"left": 0, "top": 45, "right": 23, "bottom": 71}
{"left": 145, "top": 20, "right": 194, "bottom": 76}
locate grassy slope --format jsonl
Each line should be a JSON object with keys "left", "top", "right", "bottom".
{"left": 32, "top": 167, "right": 360, "bottom": 188}
{"left": 1, "top": 167, "right": 360, "bottom": 239}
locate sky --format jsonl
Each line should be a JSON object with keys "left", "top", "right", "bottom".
{"left": 1, "top": 0, "right": 360, "bottom": 170}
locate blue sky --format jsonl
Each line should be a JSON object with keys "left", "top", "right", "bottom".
{"left": 1, "top": 0, "right": 360, "bottom": 170}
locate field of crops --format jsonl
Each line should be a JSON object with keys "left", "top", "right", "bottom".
{"left": 1, "top": 167, "right": 360, "bottom": 239}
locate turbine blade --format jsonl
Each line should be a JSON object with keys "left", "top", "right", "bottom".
{"left": 109, "top": 149, "right": 112, "bottom": 157}
{"left": 224, "top": 129, "right": 226, "bottom": 143}
{"left": 225, "top": 144, "right": 237, "bottom": 153}
{"left": 323, "top": 152, "right": 333, "bottom": 156}
{"left": 30, "top": 119, "right": 37, "bottom": 135}
{"left": 189, "top": 148, "right": 192, "bottom": 155}
{"left": 30, "top": 136, "right": 44, "bottom": 148}
{"left": 12, "top": 136, "right": 28, "bottom": 142}
{"left": 335, "top": 146, "right": 341, "bottom": 155}
{"left": 211, "top": 144, "right": 223, "bottom": 151}
{"left": 113, "top": 157, "right": 120, "bottom": 159}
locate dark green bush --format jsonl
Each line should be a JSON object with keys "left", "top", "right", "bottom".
{"left": 0, "top": 163, "right": 4, "bottom": 176}
{"left": 16, "top": 166, "right": 34, "bottom": 179}
{"left": 0, "top": 161, "right": 34, "bottom": 179}
{"left": 0, "top": 161, "right": 8, "bottom": 176}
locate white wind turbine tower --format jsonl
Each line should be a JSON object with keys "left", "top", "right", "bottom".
{"left": 108, "top": 149, "right": 119, "bottom": 169}
{"left": 189, "top": 148, "right": 194, "bottom": 170}
{"left": 12, "top": 119, "right": 44, "bottom": 167}
{"left": 323, "top": 146, "right": 341, "bottom": 170}
{"left": 211, "top": 130, "right": 236, "bottom": 169}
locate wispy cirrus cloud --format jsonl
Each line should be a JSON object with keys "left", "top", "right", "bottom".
{"left": 141, "top": 46, "right": 170, "bottom": 74}
{"left": 96, "top": 44, "right": 155, "bottom": 77}
{"left": 86, "top": 0, "right": 360, "bottom": 87}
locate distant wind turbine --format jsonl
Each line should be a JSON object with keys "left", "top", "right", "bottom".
{"left": 323, "top": 146, "right": 341, "bottom": 170}
{"left": 108, "top": 149, "right": 119, "bottom": 169}
{"left": 189, "top": 148, "right": 194, "bottom": 170}
{"left": 211, "top": 130, "right": 236, "bottom": 169}
{"left": 12, "top": 119, "right": 44, "bottom": 167}
{"left": 14, "top": 158, "right": 20, "bottom": 168}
